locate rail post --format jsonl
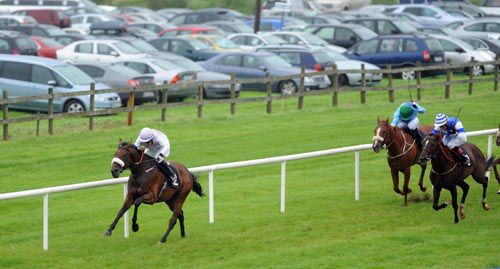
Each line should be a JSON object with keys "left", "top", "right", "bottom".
{"left": 280, "top": 161, "right": 286, "bottom": 213}
{"left": 43, "top": 194, "right": 48, "bottom": 251}
{"left": 209, "top": 170, "right": 214, "bottom": 224}
{"left": 48, "top": 87, "right": 54, "bottom": 135}
{"left": 2, "top": 90, "right": 8, "bottom": 141}
{"left": 355, "top": 151, "right": 360, "bottom": 201}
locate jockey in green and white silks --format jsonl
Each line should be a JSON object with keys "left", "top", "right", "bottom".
{"left": 391, "top": 101, "right": 426, "bottom": 148}
{"left": 431, "top": 113, "right": 471, "bottom": 167}
{"left": 134, "top": 127, "right": 179, "bottom": 189}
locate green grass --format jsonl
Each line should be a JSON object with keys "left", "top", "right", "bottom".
{"left": 0, "top": 80, "right": 499, "bottom": 268}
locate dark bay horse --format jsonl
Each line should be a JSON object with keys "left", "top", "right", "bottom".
{"left": 419, "top": 134, "right": 494, "bottom": 223}
{"left": 372, "top": 117, "right": 433, "bottom": 206}
{"left": 105, "top": 140, "right": 204, "bottom": 243}
{"left": 494, "top": 126, "right": 500, "bottom": 194}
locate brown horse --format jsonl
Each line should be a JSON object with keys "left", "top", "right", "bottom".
{"left": 419, "top": 134, "right": 494, "bottom": 223}
{"left": 494, "top": 126, "right": 500, "bottom": 194}
{"left": 104, "top": 140, "right": 204, "bottom": 243}
{"left": 372, "top": 117, "right": 433, "bottom": 206}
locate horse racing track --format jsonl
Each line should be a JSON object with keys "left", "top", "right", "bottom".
{"left": 0, "top": 88, "right": 499, "bottom": 268}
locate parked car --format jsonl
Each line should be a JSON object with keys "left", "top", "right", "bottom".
{"left": 433, "top": 2, "right": 487, "bottom": 18}
{"left": 75, "top": 64, "right": 157, "bottom": 106}
{"left": 262, "top": 31, "right": 346, "bottom": 53}
{"left": 384, "top": 12, "right": 423, "bottom": 28}
{"left": 453, "top": 18, "right": 500, "bottom": 39}
{"left": 70, "top": 13, "right": 117, "bottom": 32}
{"left": 30, "top": 36, "right": 64, "bottom": 59}
{"left": 168, "top": 10, "right": 241, "bottom": 26}
{"left": 203, "top": 20, "right": 254, "bottom": 34}
{"left": 181, "top": 34, "right": 241, "bottom": 51}
{"left": 110, "top": 6, "right": 154, "bottom": 14}
{"left": 111, "top": 58, "right": 198, "bottom": 101}
{"left": 315, "top": 0, "right": 372, "bottom": 11}
{"left": 430, "top": 34, "right": 495, "bottom": 76}
{"left": 0, "top": 14, "right": 37, "bottom": 25}
{"left": 0, "top": 31, "right": 38, "bottom": 55}
{"left": 417, "top": 26, "right": 457, "bottom": 36}
{"left": 1, "top": 24, "right": 66, "bottom": 37}
{"left": 13, "top": 9, "right": 71, "bottom": 28}
{"left": 56, "top": 39, "right": 149, "bottom": 65}
{"left": 52, "top": 34, "right": 94, "bottom": 46}
{"left": 304, "top": 24, "right": 378, "bottom": 49}
{"left": 156, "top": 8, "right": 192, "bottom": 20}
{"left": 266, "top": 48, "right": 382, "bottom": 86}
{"left": 127, "top": 12, "right": 168, "bottom": 24}
{"left": 300, "top": 15, "right": 342, "bottom": 25}
{"left": 148, "top": 37, "right": 220, "bottom": 61}
{"left": 245, "top": 17, "right": 308, "bottom": 32}
{"left": 458, "top": 35, "right": 500, "bottom": 56}
{"left": 227, "top": 33, "right": 287, "bottom": 51}
{"left": 0, "top": 55, "right": 121, "bottom": 113}
{"left": 390, "top": 4, "right": 468, "bottom": 28}
{"left": 158, "top": 26, "right": 225, "bottom": 37}
{"left": 344, "top": 18, "right": 418, "bottom": 35}
{"left": 128, "top": 22, "right": 176, "bottom": 34}
{"left": 344, "top": 34, "right": 446, "bottom": 79}
{"left": 480, "top": 0, "right": 500, "bottom": 17}
{"left": 199, "top": 52, "right": 330, "bottom": 95}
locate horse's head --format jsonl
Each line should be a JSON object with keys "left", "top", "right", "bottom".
{"left": 496, "top": 125, "right": 500, "bottom": 146}
{"left": 372, "top": 117, "right": 390, "bottom": 153}
{"left": 419, "top": 133, "right": 441, "bottom": 165}
{"left": 111, "top": 140, "right": 141, "bottom": 178}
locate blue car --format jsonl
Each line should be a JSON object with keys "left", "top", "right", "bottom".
{"left": 148, "top": 37, "right": 220, "bottom": 62}
{"left": 0, "top": 55, "right": 121, "bottom": 113}
{"left": 344, "top": 34, "right": 445, "bottom": 79}
{"left": 199, "top": 51, "right": 330, "bottom": 95}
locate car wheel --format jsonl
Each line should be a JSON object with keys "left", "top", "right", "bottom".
{"left": 472, "top": 65, "right": 483, "bottom": 77}
{"left": 401, "top": 70, "right": 415, "bottom": 80}
{"left": 338, "top": 74, "right": 349, "bottom": 86}
{"left": 279, "top": 80, "right": 297, "bottom": 96}
{"left": 64, "top": 99, "right": 85, "bottom": 113}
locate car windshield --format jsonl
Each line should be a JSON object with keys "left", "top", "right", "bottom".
{"left": 110, "top": 65, "right": 140, "bottom": 77}
{"left": 311, "top": 50, "right": 337, "bottom": 64}
{"left": 353, "top": 27, "right": 377, "bottom": 40}
{"left": 46, "top": 27, "right": 66, "bottom": 36}
{"left": 299, "top": 33, "right": 329, "bottom": 45}
{"left": 170, "top": 58, "right": 205, "bottom": 72}
{"left": 424, "top": 38, "right": 444, "bottom": 51}
{"left": 15, "top": 37, "right": 37, "bottom": 50}
{"left": 128, "top": 40, "right": 158, "bottom": 53}
{"left": 152, "top": 59, "right": 181, "bottom": 71}
{"left": 212, "top": 37, "right": 239, "bottom": 49}
{"left": 324, "top": 50, "right": 349, "bottom": 61}
{"left": 261, "top": 54, "right": 292, "bottom": 68}
{"left": 263, "top": 35, "right": 286, "bottom": 44}
{"left": 113, "top": 42, "right": 142, "bottom": 54}
{"left": 188, "top": 39, "right": 211, "bottom": 50}
{"left": 54, "top": 65, "right": 95, "bottom": 85}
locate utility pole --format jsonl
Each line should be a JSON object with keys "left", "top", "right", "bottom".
{"left": 254, "top": 0, "right": 261, "bottom": 33}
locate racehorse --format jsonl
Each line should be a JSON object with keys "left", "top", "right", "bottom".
{"left": 372, "top": 117, "right": 433, "bottom": 206}
{"left": 493, "top": 125, "right": 500, "bottom": 194}
{"left": 105, "top": 140, "right": 204, "bottom": 243}
{"left": 419, "top": 134, "right": 494, "bottom": 223}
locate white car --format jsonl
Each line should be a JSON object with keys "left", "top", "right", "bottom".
{"left": 262, "top": 31, "right": 346, "bottom": 53}
{"left": 227, "top": 33, "right": 287, "bottom": 51}
{"left": 430, "top": 34, "right": 495, "bottom": 76}
{"left": 453, "top": 18, "right": 500, "bottom": 40}
{"left": 70, "top": 13, "right": 117, "bottom": 32}
{"left": 0, "top": 14, "right": 37, "bottom": 25}
{"left": 57, "top": 40, "right": 149, "bottom": 65}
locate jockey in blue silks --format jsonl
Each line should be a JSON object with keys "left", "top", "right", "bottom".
{"left": 431, "top": 113, "right": 471, "bottom": 167}
{"left": 391, "top": 101, "right": 426, "bottom": 148}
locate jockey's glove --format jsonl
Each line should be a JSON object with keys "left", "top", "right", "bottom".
{"left": 156, "top": 154, "right": 164, "bottom": 163}
{"left": 411, "top": 102, "right": 418, "bottom": 109}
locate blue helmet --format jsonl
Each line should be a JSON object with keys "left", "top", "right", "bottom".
{"left": 434, "top": 113, "right": 449, "bottom": 127}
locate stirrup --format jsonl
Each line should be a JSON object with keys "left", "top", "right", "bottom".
{"left": 170, "top": 176, "right": 179, "bottom": 189}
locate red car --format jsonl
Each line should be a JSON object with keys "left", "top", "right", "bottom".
{"left": 158, "top": 26, "right": 224, "bottom": 37}
{"left": 30, "top": 36, "right": 64, "bottom": 59}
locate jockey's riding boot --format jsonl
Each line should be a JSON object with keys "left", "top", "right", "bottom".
{"left": 165, "top": 162, "right": 179, "bottom": 189}
{"left": 412, "top": 129, "right": 423, "bottom": 149}
{"left": 460, "top": 148, "right": 472, "bottom": 167}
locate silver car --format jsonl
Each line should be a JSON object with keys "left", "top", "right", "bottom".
{"left": 0, "top": 55, "right": 121, "bottom": 112}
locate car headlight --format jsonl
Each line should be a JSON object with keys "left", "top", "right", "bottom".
{"left": 94, "top": 94, "right": 107, "bottom": 102}
{"left": 304, "top": 77, "right": 314, "bottom": 84}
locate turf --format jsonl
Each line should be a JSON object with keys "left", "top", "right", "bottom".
{"left": 0, "top": 77, "right": 499, "bottom": 269}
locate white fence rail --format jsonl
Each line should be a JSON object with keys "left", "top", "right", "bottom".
{"left": 0, "top": 129, "right": 497, "bottom": 250}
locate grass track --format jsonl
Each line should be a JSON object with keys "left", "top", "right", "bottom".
{"left": 0, "top": 80, "right": 499, "bottom": 268}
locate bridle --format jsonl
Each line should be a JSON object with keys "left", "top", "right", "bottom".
{"left": 422, "top": 136, "right": 457, "bottom": 176}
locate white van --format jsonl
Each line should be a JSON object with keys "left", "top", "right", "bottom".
{"left": 0, "top": 0, "right": 96, "bottom": 13}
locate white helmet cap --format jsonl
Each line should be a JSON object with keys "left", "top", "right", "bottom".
{"left": 138, "top": 127, "right": 154, "bottom": 143}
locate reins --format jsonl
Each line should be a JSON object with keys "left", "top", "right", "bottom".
{"left": 387, "top": 129, "right": 416, "bottom": 159}
{"left": 429, "top": 138, "right": 458, "bottom": 176}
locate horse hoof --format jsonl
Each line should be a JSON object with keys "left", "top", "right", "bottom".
{"left": 420, "top": 186, "right": 427, "bottom": 192}
{"left": 483, "top": 203, "right": 490, "bottom": 211}
{"left": 132, "top": 223, "right": 139, "bottom": 232}
{"left": 158, "top": 239, "right": 166, "bottom": 244}
{"left": 104, "top": 230, "right": 112, "bottom": 237}
{"left": 459, "top": 211, "right": 466, "bottom": 220}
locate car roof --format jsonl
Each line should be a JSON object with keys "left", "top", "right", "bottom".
{"left": 0, "top": 55, "right": 66, "bottom": 67}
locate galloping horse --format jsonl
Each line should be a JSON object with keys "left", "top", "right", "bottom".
{"left": 372, "top": 117, "right": 433, "bottom": 206}
{"left": 493, "top": 125, "right": 500, "bottom": 194}
{"left": 419, "top": 134, "right": 494, "bottom": 223}
{"left": 105, "top": 140, "right": 204, "bottom": 243}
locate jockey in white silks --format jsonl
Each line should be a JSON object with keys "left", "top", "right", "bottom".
{"left": 431, "top": 113, "right": 471, "bottom": 167}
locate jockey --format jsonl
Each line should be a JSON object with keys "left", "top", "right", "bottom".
{"left": 431, "top": 113, "right": 471, "bottom": 167}
{"left": 391, "top": 101, "right": 426, "bottom": 148}
{"left": 134, "top": 127, "right": 179, "bottom": 189}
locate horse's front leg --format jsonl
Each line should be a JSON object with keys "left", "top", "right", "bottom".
{"left": 432, "top": 185, "right": 447, "bottom": 211}
{"left": 132, "top": 204, "right": 140, "bottom": 232}
{"left": 493, "top": 159, "right": 500, "bottom": 194}
{"left": 402, "top": 167, "right": 412, "bottom": 206}
{"left": 390, "top": 168, "right": 404, "bottom": 196}
{"left": 133, "top": 191, "right": 157, "bottom": 205}
{"left": 159, "top": 197, "right": 186, "bottom": 244}
{"left": 417, "top": 163, "right": 427, "bottom": 192}
{"left": 457, "top": 181, "right": 469, "bottom": 220}
{"left": 450, "top": 185, "right": 459, "bottom": 223}
{"left": 104, "top": 193, "right": 133, "bottom": 237}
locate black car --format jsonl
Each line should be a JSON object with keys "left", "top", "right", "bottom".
{"left": 304, "top": 23, "right": 378, "bottom": 49}
{"left": 1, "top": 24, "right": 66, "bottom": 37}
{"left": 148, "top": 37, "right": 220, "bottom": 61}
{"left": 0, "top": 31, "right": 38, "bottom": 55}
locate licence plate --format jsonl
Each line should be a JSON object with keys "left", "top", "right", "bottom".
{"left": 143, "top": 92, "right": 155, "bottom": 97}
{"left": 183, "top": 75, "right": 194, "bottom": 80}
{"left": 325, "top": 66, "right": 333, "bottom": 71}
{"left": 434, "top": 56, "right": 443, "bottom": 62}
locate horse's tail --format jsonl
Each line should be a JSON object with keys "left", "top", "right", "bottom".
{"left": 485, "top": 156, "right": 495, "bottom": 172}
{"left": 190, "top": 172, "right": 205, "bottom": 197}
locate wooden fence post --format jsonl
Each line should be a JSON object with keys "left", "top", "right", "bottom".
{"left": 89, "top": 83, "right": 95, "bottom": 131}
{"left": 161, "top": 82, "right": 168, "bottom": 122}
{"left": 444, "top": 58, "right": 451, "bottom": 99}
{"left": 197, "top": 83, "right": 204, "bottom": 118}
{"left": 2, "top": 90, "right": 8, "bottom": 141}
{"left": 332, "top": 64, "right": 338, "bottom": 107}
{"left": 266, "top": 72, "right": 272, "bottom": 114}
{"left": 298, "top": 66, "right": 305, "bottom": 110}
{"left": 36, "top": 112, "right": 40, "bottom": 137}
{"left": 416, "top": 61, "right": 422, "bottom": 100}
{"left": 495, "top": 55, "right": 499, "bottom": 92}
{"left": 48, "top": 87, "right": 54, "bottom": 135}
{"left": 387, "top": 65, "right": 394, "bottom": 103}
{"left": 127, "top": 87, "right": 135, "bottom": 126}
{"left": 360, "top": 64, "right": 366, "bottom": 104}
{"left": 230, "top": 73, "right": 236, "bottom": 115}
{"left": 468, "top": 57, "right": 474, "bottom": 95}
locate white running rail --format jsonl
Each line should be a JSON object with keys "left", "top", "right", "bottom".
{"left": 0, "top": 129, "right": 497, "bottom": 250}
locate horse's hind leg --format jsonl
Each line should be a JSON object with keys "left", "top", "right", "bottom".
{"left": 165, "top": 201, "right": 185, "bottom": 237}
{"left": 457, "top": 181, "right": 469, "bottom": 220}
{"left": 493, "top": 159, "right": 500, "bottom": 194}
{"left": 418, "top": 164, "right": 427, "bottom": 192}
{"left": 159, "top": 197, "right": 186, "bottom": 243}
{"left": 132, "top": 204, "right": 140, "bottom": 232}
{"left": 472, "top": 170, "right": 490, "bottom": 210}
{"left": 105, "top": 194, "right": 133, "bottom": 237}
